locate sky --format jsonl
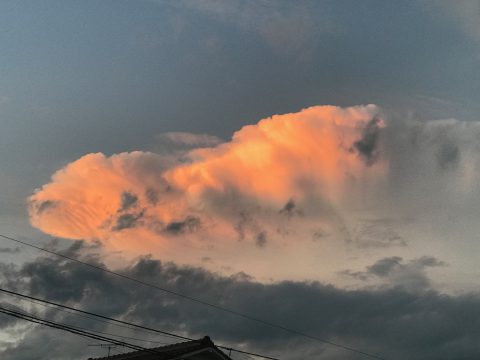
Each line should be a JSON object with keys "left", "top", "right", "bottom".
{"left": 2, "top": 1, "right": 480, "bottom": 359}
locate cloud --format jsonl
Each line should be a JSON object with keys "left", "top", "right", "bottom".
{"left": 367, "top": 256, "right": 403, "bottom": 277}
{"left": 163, "top": 215, "right": 201, "bottom": 235}
{"left": 35, "top": 200, "right": 57, "bottom": 214}
{"left": 113, "top": 211, "right": 145, "bottom": 231}
{"left": 255, "top": 231, "right": 267, "bottom": 248}
{"left": 25, "top": 103, "right": 480, "bottom": 285}
{"left": 352, "top": 117, "right": 385, "bottom": 166}
{"left": 342, "top": 256, "right": 447, "bottom": 292}
{"left": 0, "top": 247, "right": 20, "bottom": 254}
{"left": 352, "top": 218, "right": 406, "bottom": 249}
{"left": 436, "top": 142, "right": 460, "bottom": 170}
{"left": 279, "top": 199, "right": 303, "bottom": 218}
{"left": 119, "top": 192, "right": 138, "bottom": 212}
{"left": 168, "top": 0, "right": 336, "bottom": 61}
{"left": 425, "top": 0, "right": 480, "bottom": 42}
{"left": 152, "top": 132, "right": 223, "bottom": 154}
{"left": 1, "top": 247, "right": 480, "bottom": 360}
{"left": 28, "top": 105, "right": 384, "bottom": 264}
{"left": 384, "top": 117, "right": 480, "bottom": 220}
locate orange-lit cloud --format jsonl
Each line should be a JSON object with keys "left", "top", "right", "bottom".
{"left": 28, "top": 105, "right": 386, "bottom": 259}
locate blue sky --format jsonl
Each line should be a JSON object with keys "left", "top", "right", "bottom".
{"left": 1, "top": 0, "right": 480, "bottom": 271}
{"left": 2, "top": 2, "right": 475, "bottom": 232}
{"left": 2, "top": 2, "right": 480, "bottom": 358}
{"left": 1, "top": 0, "right": 479, "bottom": 274}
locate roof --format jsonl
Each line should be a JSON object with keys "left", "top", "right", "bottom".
{"left": 88, "top": 336, "right": 233, "bottom": 360}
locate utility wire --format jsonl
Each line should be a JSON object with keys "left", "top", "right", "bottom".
{"left": 0, "top": 233, "right": 386, "bottom": 360}
{"left": 61, "top": 321, "right": 174, "bottom": 346}
{"left": 5, "top": 293, "right": 175, "bottom": 345}
{"left": 0, "top": 304, "right": 264, "bottom": 360}
{"left": 0, "top": 305, "right": 208, "bottom": 360}
{"left": 4, "top": 291, "right": 180, "bottom": 342}
{"left": 0, "top": 287, "right": 192, "bottom": 341}
{"left": 0, "top": 306, "right": 155, "bottom": 354}
{"left": 0, "top": 287, "right": 279, "bottom": 360}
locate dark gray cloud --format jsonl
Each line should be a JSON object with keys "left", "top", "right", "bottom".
{"left": 353, "top": 117, "right": 383, "bottom": 166}
{"left": 337, "top": 269, "right": 370, "bottom": 282}
{"left": 0, "top": 243, "right": 479, "bottom": 360}
{"left": 367, "top": 256, "right": 403, "bottom": 277}
{"left": 119, "top": 192, "right": 138, "bottom": 212}
{"left": 412, "top": 256, "right": 447, "bottom": 268}
{"left": 0, "top": 247, "right": 20, "bottom": 254}
{"left": 279, "top": 199, "right": 303, "bottom": 218}
{"left": 145, "top": 188, "right": 159, "bottom": 205}
{"left": 234, "top": 211, "right": 265, "bottom": 242}
{"left": 0, "top": 263, "right": 20, "bottom": 296}
{"left": 113, "top": 211, "right": 145, "bottom": 231}
{"left": 436, "top": 142, "right": 460, "bottom": 170}
{"left": 342, "top": 256, "right": 447, "bottom": 292}
{"left": 235, "top": 212, "right": 250, "bottom": 241}
{"left": 113, "top": 191, "right": 143, "bottom": 231}
{"left": 34, "top": 200, "right": 57, "bottom": 215}
{"left": 255, "top": 232, "right": 267, "bottom": 248}
{"left": 0, "top": 302, "right": 30, "bottom": 330}
{"left": 164, "top": 216, "right": 201, "bottom": 235}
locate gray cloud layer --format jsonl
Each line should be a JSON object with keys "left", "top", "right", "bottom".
{"left": 1, "top": 242, "right": 480, "bottom": 360}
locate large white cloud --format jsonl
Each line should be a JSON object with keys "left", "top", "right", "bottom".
{"left": 27, "top": 105, "right": 480, "bottom": 286}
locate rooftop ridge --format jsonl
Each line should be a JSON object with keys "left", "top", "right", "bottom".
{"left": 88, "top": 336, "right": 230, "bottom": 360}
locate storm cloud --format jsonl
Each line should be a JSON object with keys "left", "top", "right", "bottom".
{"left": 25, "top": 105, "right": 480, "bottom": 282}
{"left": 1, "top": 243, "right": 480, "bottom": 360}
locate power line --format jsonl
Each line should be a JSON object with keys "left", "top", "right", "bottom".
{"left": 0, "top": 305, "right": 212, "bottom": 360}
{"left": 0, "top": 287, "right": 192, "bottom": 341}
{"left": 0, "top": 305, "right": 156, "bottom": 355}
{"left": 0, "top": 233, "right": 387, "bottom": 360}
{"left": 4, "top": 291, "right": 179, "bottom": 342}
{"left": 0, "top": 303, "right": 272, "bottom": 360}
{"left": 0, "top": 287, "right": 279, "bottom": 360}
{"left": 4, "top": 292, "right": 177, "bottom": 346}
{"left": 68, "top": 323, "right": 174, "bottom": 346}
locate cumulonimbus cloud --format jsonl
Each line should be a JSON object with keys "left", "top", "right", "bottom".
{"left": 26, "top": 104, "right": 480, "bottom": 282}
{"left": 28, "top": 105, "right": 385, "bottom": 253}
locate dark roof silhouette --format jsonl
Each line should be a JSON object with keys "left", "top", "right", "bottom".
{"left": 88, "top": 336, "right": 233, "bottom": 360}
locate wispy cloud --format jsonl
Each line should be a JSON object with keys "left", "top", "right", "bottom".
{"left": 425, "top": 0, "right": 480, "bottom": 42}
{"left": 161, "top": 0, "right": 337, "bottom": 61}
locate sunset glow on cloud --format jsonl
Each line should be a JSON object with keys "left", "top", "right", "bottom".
{"left": 28, "top": 105, "right": 386, "bottom": 257}
{"left": 7, "top": 2, "right": 480, "bottom": 358}
{"left": 27, "top": 101, "right": 480, "bottom": 284}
